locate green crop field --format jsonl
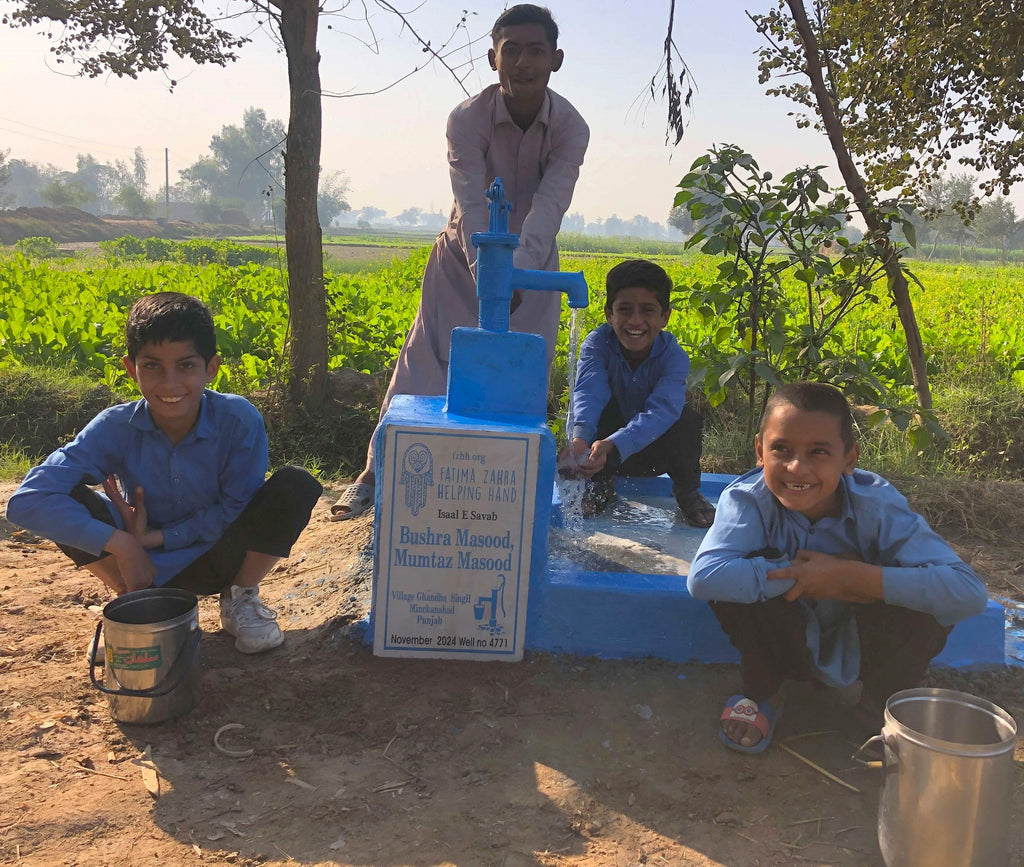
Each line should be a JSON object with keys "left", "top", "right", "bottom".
{"left": 2, "top": 237, "right": 1023, "bottom": 479}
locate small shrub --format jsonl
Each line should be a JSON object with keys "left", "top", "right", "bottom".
{"left": 99, "top": 235, "right": 279, "bottom": 267}
{"left": 15, "top": 236, "right": 62, "bottom": 259}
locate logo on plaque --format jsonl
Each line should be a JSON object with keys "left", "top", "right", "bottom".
{"left": 400, "top": 441, "right": 434, "bottom": 516}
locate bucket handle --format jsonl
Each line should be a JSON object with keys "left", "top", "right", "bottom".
{"left": 88, "top": 621, "right": 201, "bottom": 699}
{"left": 852, "top": 732, "right": 899, "bottom": 770}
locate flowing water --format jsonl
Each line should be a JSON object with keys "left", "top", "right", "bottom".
{"left": 556, "top": 308, "right": 587, "bottom": 532}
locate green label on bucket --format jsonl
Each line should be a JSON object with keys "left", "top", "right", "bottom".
{"left": 110, "top": 645, "right": 163, "bottom": 670}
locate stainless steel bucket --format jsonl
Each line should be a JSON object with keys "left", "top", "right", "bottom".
{"left": 88, "top": 587, "right": 202, "bottom": 725}
{"left": 858, "top": 687, "right": 1018, "bottom": 867}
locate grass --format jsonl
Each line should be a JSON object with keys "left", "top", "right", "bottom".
{"left": 0, "top": 365, "right": 120, "bottom": 466}
{"left": 0, "top": 443, "right": 33, "bottom": 479}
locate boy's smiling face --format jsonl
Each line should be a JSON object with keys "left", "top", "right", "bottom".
{"left": 489, "top": 23, "right": 563, "bottom": 108}
{"left": 606, "top": 285, "right": 670, "bottom": 363}
{"left": 123, "top": 339, "right": 220, "bottom": 443}
{"left": 755, "top": 403, "right": 859, "bottom": 522}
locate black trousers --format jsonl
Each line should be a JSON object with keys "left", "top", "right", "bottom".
{"left": 593, "top": 399, "right": 704, "bottom": 498}
{"left": 710, "top": 596, "right": 951, "bottom": 711}
{"left": 59, "top": 466, "right": 323, "bottom": 595}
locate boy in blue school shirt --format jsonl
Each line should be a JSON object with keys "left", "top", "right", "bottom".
{"left": 559, "top": 259, "right": 715, "bottom": 526}
{"left": 7, "top": 292, "right": 323, "bottom": 654}
{"left": 688, "top": 381, "right": 988, "bottom": 753}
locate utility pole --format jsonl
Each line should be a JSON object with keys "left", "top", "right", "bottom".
{"left": 164, "top": 148, "right": 170, "bottom": 222}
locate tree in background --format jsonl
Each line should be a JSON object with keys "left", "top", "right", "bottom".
{"left": 180, "top": 108, "right": 285, "bottom": 224}
{"left": 317, "top": 171, "right": 350, "bottom": 229}
{"left": 822, "top": 0, "right": 1024, "bottom": 202}
{"left": 4, "top": 159, "right": 46, "bottom": 207}
{"left": 4, "top": 0, "right": 473, "bottom": 409}
{"left": 973, "top": 198, "right": 1018, "bottom": 261}
{"left": 68, "top": 154, "right": 125, "bottom": 213}
{"left": 561, "top": 212, "right": 585, "bottom": 233}
{"left": 357, "top": 206, "right": 386, "bottom": 229}
{"left": 915, "top": 173, "right": 977, "bottom": 259}
{"left": 39, "top": 176, "right": 93, "bottom": 208}
{"left": 0, "top": 149, "right": 10, "bottom": 206}
{"left": 112, "top": 184, "right": 155, "bottom": 218}
{"left": 395, "top": 207, "right": 423, "bottom": 228}
{"left": 131, "top": 147, "right": 148, "bottom": 191}
{"left": 667, "top": 205, "right": 694, "bottom": 237}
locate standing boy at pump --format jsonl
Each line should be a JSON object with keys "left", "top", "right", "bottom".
{"left": 7, "top": 292, "right": 323, "bottom": 655}
{"left": 331, "top": 3, "right": 590, "bottom": 520}
{"left": 688, "top": 381, "right": 988, "bottom": 753}
{"left": 559, "top": 259, "right": 715, "bottom": 526}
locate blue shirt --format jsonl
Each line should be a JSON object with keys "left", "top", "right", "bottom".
{"left": 687, "top": 468, "right": 988, "bottom": 686}
{"left": 7, "top": 390, "right": 268, "bottom": 587}
{"left": 570, "top": 323, "right": 690, "bottom": 462}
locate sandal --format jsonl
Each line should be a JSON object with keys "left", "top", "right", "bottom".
{"left": 718, "top": 695, "right": 780, "bottom": 755}
{"left": 330, "top": 481, "right": 374, "bottom": 521}
{"left": 676, "top": 488, "right": 716, "bottom": 528}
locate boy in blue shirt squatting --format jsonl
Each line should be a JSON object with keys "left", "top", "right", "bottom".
{"left": 688, "top": 381, "right": 988, "bottom": 753}
{"left": 7, "top": 292, "right": 323, "bottom": 655}
{"left": 559, "top": 259, "right": 715, "bottom": 526}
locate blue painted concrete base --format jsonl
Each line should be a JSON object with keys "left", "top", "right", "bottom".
{"left": 529, "top": 563, "right": 1007, "bottom": 668}
{"left": 526, "top": 472, "right": 1008, "bottom": 669}
{"left": 363, "top": 471, "right": 1009, "bottom": 668}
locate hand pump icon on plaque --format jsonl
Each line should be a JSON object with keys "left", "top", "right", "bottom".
{"left": 475, "top": 574, "right": 507, "bottom": 636}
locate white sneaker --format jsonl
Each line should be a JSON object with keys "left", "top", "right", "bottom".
{"left": 87, "top": 630, "right": 105, "bottom": 664}
{"left": 220, "top": 586, "right": 283, "bottom": 654}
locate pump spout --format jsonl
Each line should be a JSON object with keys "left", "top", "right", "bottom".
{"left": 470, "top": 177, "right": 589, "bottom": 332}
{"left": 512, "top": 266, "right": 588, "bottom": 309}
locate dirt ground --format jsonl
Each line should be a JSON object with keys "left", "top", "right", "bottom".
{"left": 2, "top": 481, "right": 1022, "bottom": 867}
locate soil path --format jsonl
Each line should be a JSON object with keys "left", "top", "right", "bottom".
{"left": 1, "top": 483, "right": 1022, "bottom": 866}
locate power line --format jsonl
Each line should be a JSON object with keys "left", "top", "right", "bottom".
{"left": 0, "top": 115, "right": 144, "bottom": 155}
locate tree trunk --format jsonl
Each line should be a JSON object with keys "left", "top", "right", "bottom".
{"left": 786, "top": 0, "right": 932, "bottom": 410}
{"left": 279, "top": 0, "right": 328, "bottom": 408}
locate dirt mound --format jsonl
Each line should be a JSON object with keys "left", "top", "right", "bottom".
{"left": 0, "top": 206, "right": 196, "bottom": 245}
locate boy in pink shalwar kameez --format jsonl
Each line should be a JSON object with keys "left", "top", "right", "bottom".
{"left": 332, "top": 3, "right": 589, "bottom": 519}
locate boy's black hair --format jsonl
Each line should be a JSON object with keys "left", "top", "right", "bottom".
{"left": 125, "top": 292, "right": 218, "bottom": 363}
{"left": 760, "top": 381, "right": 856, "bottom": 451}
{"left": 605, "top": 259, "right": 672, "bottom": 314}
{"left": 492, "top": 4, "right": 558, "bottom": 48}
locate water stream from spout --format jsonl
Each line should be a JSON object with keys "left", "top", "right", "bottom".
{"left": 557, "top": 308, "right": 587, "bottom": 532}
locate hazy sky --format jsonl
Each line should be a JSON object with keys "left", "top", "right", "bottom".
{"left": 0, "top": 1, "right": 925, "bottom": 225}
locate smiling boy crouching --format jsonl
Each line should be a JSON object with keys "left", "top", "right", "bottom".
{"left": 7, "top": 292, "right": 322, "bottom": 654}
{"left": 687, "top": 381, "right": 988, "bottom": 753}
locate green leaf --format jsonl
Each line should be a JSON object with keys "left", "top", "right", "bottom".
{"left": 908, "top": 425, "right": 932, "bottom": 450}
{"left": 702, "top": 236, "right": 726, "bottom": 255}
